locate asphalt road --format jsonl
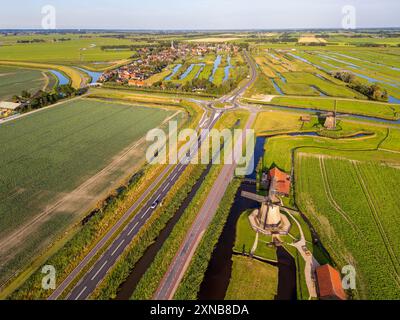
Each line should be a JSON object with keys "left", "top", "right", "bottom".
{"left": 153, "top": 112, "right": 257, "bottom": 300}
{"left": 49, "top": 109, "right": 220, "bottom": 300}
{"left": 153, "top": 53, "right": 259, "bottom": 299}
{"left": 48, "top": 51, "right": 257, "bottom": 300}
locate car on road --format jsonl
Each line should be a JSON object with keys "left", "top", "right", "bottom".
{"left": 150, "top": 200, "right": 159, "bottom": 209}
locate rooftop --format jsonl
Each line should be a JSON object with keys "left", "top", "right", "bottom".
{"left": 316, "top": 264, "right": 347, "bottom": 300}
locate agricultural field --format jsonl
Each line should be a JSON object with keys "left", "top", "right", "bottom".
{"left": 255, "top": 107, "right": 400, "bottom": 299}
{"left": 0, "top": 98, "right": 180, "bottom": 284}
{"left": 295, "top": 155, "right": 400, "bottom": 299}
{"left": 0, "top": 33, "right": 137, "bottom": 64}
{"left": 0, "top": 65, "right": 56, "bottom": 100}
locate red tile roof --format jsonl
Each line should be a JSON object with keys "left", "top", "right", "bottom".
{"left": 269, "top": 167, "right": 291, "bottom": 196}
{"left": 316, "top": 265, "right": 347, "bottom": 300}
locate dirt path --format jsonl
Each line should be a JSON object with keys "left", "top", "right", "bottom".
{"left": 284, "top": 208, "right": 319, "bottom": 299}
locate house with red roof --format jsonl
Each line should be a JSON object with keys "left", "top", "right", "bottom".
{"left": 316, "top": 264, "right": 347, "bottom": 300}
{"left": 268, "top": 167, "right": 291, "bottom": 197}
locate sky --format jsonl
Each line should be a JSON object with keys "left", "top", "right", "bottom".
{"left": 0, "top": 0, "right": 399, "bottom": 30}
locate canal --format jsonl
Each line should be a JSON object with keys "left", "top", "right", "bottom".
{"left": 198, "top": 137, "right": 297, "bottom": 300}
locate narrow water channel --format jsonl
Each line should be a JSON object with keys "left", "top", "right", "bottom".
{"left": 209, "top": 55, "right": 222, "bottom": 82}
{"left": 165, "top": 64, "right": 182, "bottom": 81}
{"left": 50, "top": 70, "right": 69, "bottom": 85}
{"left": 198, "top": 137, "right": 297, "bottom": 300}
{"left": 115, "top": 163, "right": 213, "bottom": 300}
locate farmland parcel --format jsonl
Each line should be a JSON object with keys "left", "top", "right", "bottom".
{"left": 0, "top": 98, "right": 178, "bottom": 284}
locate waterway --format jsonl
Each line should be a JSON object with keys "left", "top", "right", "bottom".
{"left": 180, "top": 63, "right": 205, "bottom": 81}
{"left": 288, "top": 53, "right": 400, "bottom": 103}
{"left": 180, "top": 64, "right": 195, "bottom": 80}
{"left": 271, "top": 79, "right": 284, "bottom": 95}
{"left": 310, "top": 85, "right": 327, "bottom": 97}
{"left": 76, "top": 67, "right": 103, "bottom": 84}
{"left": 198, "top": 137, "right": 297, "bottom": 300}
{"left": 288, "top": 132, "right": 372, "bottom": 139}
{"left": 223, "top": 56, "right": 232, "bottom": 82}
{"left": 209, "top": 55, "right": 222, "bottom": 82}
{"left": 276, "top": 72, "right": 287, "bottom": 83}
{"left": 165, "top": 64, "right": 182, "bottom": 81}
{"left": 115, "top": 163, "right": 214, "bottom": 300}
{"left": 50, "top": 70, "right": 69, "bottom": 86}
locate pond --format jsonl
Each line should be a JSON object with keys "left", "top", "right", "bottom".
{"left": 50, "top": 70, "right": 69, "bottom": 86}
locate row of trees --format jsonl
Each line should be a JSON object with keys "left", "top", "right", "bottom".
{"left": 331, "top": 70, "right": 388, "bottom": 101}
{"left": 12, "top": 85, "right": 88, "bottom": 113}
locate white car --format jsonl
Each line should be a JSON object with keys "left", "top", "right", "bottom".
{"left": 150, "top": 201, "right": 159, "bottom": 209}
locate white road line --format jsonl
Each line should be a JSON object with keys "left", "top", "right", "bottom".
{"left": 128, "top": 222, "right": 139, "bottom": 236}
{"left": 163, "top": 184, "right": 169, "bottom": 192}
{"left": 91, "top": 260, "right": 108, "bottom": 281}
{"left": 111, "top": 239, "right": 125, "bottom": 257}
{"left": 75, "top": 286, "right": 87, "bottom": 300}
{"left": 141, "top": 208, "right": 150, "bottom": 219}
{"left": 171, "top": 172, "right": 177, "bottom": 180}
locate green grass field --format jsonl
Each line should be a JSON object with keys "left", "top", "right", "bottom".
{"left": 267, "top": 96, "right": 400, "bottom": 120}
{"left": 0, "top": 34, "right": 136, "bottom": 64}
{"left": 0, "top": 65, "right": 53, "bottom": 100}
{"left": 225, "top": 255, "right": 278, "bottom": 300}
{"left": 0, "top": 98, "right": 175, "bottom": 284}
{"left": 295, "top": 155, "right": 400, "bottom": 299}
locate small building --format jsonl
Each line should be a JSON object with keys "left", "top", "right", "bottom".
{"left": 324, "top": 112, "right": 336, "bottom": 130}
{"left": 316, "top": 265, "right": 347, "bottom": 300}
{"left": 128, "top": 80, "right": 145, "bottom": 87}
{"left": 300, "top": 115, "right": 311, "bottom": 122}
{"left": 268, "top": 167, "right": 291, "bottom": 197}
{"left": 0, "top": 101, "right": 22, "bottom": 111}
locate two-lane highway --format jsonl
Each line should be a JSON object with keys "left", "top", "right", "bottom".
{"left": 49, "top": 108, "right": 221, "bottom": 300}
{"left": 48, "top": 49, "right": 258, "bottom": 300}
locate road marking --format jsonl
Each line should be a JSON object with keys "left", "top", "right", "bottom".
{"left": 163, "top": 184, "right": 169, "bottom": 192}
{"left": 128, "top": 222, "right": 139, "bottom": 236}
{"left": 141, "top": 208, "right": 150, "bottom": 219}
{"left": 91, "top": 260, "right": 108, "bottom": 281}
{"left": 171, "top": 172, "right": 177, "bottom": 180}
{"left": 111, "top": 239, "right": 125, "bottom": 257}
{"left": 75, "top": 286, "right": 87, "bottom": 300}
